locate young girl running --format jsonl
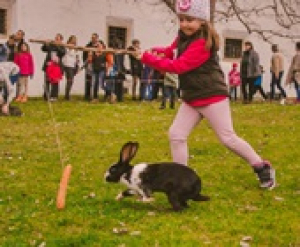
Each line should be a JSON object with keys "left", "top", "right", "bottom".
{"left": 14, "top": 42, "right": 34, "bottom": 102}
{"left": 140, "top": 0, "right": 275, "bottom": 189}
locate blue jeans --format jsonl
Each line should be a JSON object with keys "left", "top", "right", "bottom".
{"left": 230, "top": 87, "right": 237, "bottom": 101}
{"left": 294, "top": 81, "right": 300, "bottom": 100}
{"left": 93, "top": 70, "right": 105, "bottom": 99}
{"left": 161, "top": 85, "right": 175, "bottom": 108}
{"left": 143, "top": 83, "right": 153, "bottom": 100}
{"left": 104, "top": 77, "right": 115, "bottom": 97}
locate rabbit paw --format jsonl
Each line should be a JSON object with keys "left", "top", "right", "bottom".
{"left": 141, "top": 197, "right": 155, "bottom": 203}
{"left": 115, "top": 193, "right": 124, "bottom": 201}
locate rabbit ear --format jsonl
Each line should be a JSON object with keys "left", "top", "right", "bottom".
{"left": 119, "top": 142, "right": 139, "bottom": 164}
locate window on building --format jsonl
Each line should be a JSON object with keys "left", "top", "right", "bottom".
{"left": 108, "top": 26, "right": 127, "bottom": 49}
{"left": 224, "top": 38, "right": 243, "bottom": 59}
{"left": 0, "top": 8, "right": 7, "bottom": 35}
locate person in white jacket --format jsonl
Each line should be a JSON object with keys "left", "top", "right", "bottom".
{"left": 0, "top": 62, "right": 20, "bottom": 115}
{"left": 62, "top": 35, "right": 80, "bottom": 100}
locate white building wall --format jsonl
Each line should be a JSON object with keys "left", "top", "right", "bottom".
{"left": 1, "top": 0, "right": 297, "bottom": 97}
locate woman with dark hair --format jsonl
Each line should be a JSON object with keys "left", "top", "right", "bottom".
{"left": 240, "top": 41, "right": 261, "bottom": 103}
{"left": 62, "top": 35, "right": 80, "bottom": 100}
{"left": 41, "top": 33, "right": 66, "bottom": 101}
{"left": 128, "top": 39, "right": 143, "bottom": 100}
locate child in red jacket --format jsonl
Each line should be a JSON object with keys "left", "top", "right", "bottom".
{"left": 14, "top": 42, "right": 34, "bottom": 102}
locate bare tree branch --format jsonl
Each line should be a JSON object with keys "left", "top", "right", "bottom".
{"left": 119, "top": 1, "right": 300, "bottom": 43}
{"left": 217, "top": 0, "right": 300, "bottom": 42}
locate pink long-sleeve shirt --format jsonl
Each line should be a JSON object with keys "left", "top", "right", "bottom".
{"left": 142, "top": 38, "right": 210, "bottom": 74}
{"left": 141, "top": 37, "right": 227, "bottom": 106}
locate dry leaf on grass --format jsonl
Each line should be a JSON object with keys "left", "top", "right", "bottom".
{"left": 240, "top": 236, "right": 253, "bottom": 247}
{"left": 274, "top": 196, "right": 284, "bottom": 201}
{"left": 130, "top": 231, "right": 141, "bottom": 236}
{"left": 113, "top": 228, "right": 128, "bottom": 234}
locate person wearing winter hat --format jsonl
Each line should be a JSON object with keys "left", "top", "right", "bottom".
{"left": 140, "top": 0, "right": 276, "bottom": 190}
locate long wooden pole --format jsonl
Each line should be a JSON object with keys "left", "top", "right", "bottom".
{"left": 29, "top": 38, "right": 136, "bottom": 55}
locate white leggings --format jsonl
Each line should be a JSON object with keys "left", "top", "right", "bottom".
{"left": 168, "top": 99, "right": 263, "bottom": 166}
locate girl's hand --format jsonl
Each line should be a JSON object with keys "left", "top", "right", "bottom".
{"left": 134, "top": 49, "right": 151, "bottom": 60}
{"left": 132, "top": 51, "right": 142, "bottom": 60}
{"left": 97, "top": 45, "right": 103, "bottom": 52}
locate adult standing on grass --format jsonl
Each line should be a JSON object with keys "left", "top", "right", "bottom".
{"left": 41, "top": 33, "right": 66, "bottom": 101}
{"left": 83, "top": 33, "right": 101, "bottom": 101}
{"left": 240, "top": 41, "right": 261, "bottom": 104}
{"left": 91, "top": 42, "right": 107, "bottom": 103}
{"left": 140, "top": 0, "right": 275, "bottom": 189}
{"left": 270, "top": 44, "right": 287, "bottom": 105}
{"left": 112, "top": 38, "right": 127, "bottom": 102}
{"left": 285, "top": 42, "right": 300, "bottom": 103}
{"left": 128, "top": 39, "right": 143, "bottom": 101}
{"left": 6, "top": 35, "right": 16, "bottom": 62}
{"left": 62, "top": 35, "right": 80, "bottom": 100}
{"left": 251, "top": 65, "right": 267, "bottom": 101}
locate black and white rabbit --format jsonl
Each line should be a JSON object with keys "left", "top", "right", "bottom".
{"left": 105, "top": 141, "right": 209, "bottom": 211}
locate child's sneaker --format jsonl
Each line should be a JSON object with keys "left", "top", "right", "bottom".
{"left": 15, "top": 96, "right": 22, "bottom": 102}
{"left": 21, "top": 96, "right": 28, "bottom": 103}
{"left": 253, "top": 161, "right": 276, "bottom": 190}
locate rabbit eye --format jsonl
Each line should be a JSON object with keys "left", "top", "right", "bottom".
{"left": 110, "top": 167, "right": 117, "bottom": 173}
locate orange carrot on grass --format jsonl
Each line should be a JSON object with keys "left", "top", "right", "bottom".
{"left": 56, "top": 165, "right": 72, "bottom": 210}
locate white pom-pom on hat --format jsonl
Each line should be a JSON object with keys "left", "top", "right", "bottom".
{"left": 176, "top": 0, "right": 210, "bottom": 21}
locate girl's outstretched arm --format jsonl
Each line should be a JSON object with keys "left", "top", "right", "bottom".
{"left": 142, "top": 39, "right": 210, "bottom": 75}
{"left": 151, "top": 38, "right": 178, "bottom": 59}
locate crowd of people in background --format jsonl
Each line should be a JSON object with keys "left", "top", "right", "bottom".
{"left": 229, "top": 41, "right": 300, "bottom": 105}
{"left": 0, "top": 29, "right": 300, "bottom": 116}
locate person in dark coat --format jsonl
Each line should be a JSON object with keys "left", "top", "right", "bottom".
{"left": 82, "top": 33, "right": 105, "bottom": 100}
{"left": 111, "top": 37, "right": 127, "bottom": 102}
{"left": 240, "top": 41, "right": 261, "bottom": 103}
{"left": 127, "top": 39, "right": 143, "bottom": 100}
{"left": 6, "top": 35, "right": 16, "bottom": 62}
{"left": 41, "top": 33, "right": 66, "bottom": 100}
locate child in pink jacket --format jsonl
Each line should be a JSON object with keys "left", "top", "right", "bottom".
{"left": 228, "top": 63, "right": 241, "bottom": 101}
{"left": 14, "top": 42, "right": 34, "bottom": 102}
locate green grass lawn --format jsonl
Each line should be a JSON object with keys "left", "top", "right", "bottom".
{"left": 1, "top": 97, "right": 300, "bottom": 247}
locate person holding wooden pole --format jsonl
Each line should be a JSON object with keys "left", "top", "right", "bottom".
{"left": 41, "top": 34, "right": 66, "bottom": 101}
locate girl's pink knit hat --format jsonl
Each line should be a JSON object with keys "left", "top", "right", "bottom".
{"left": 176, "top": 0, "right": 210, "bottom": 21}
